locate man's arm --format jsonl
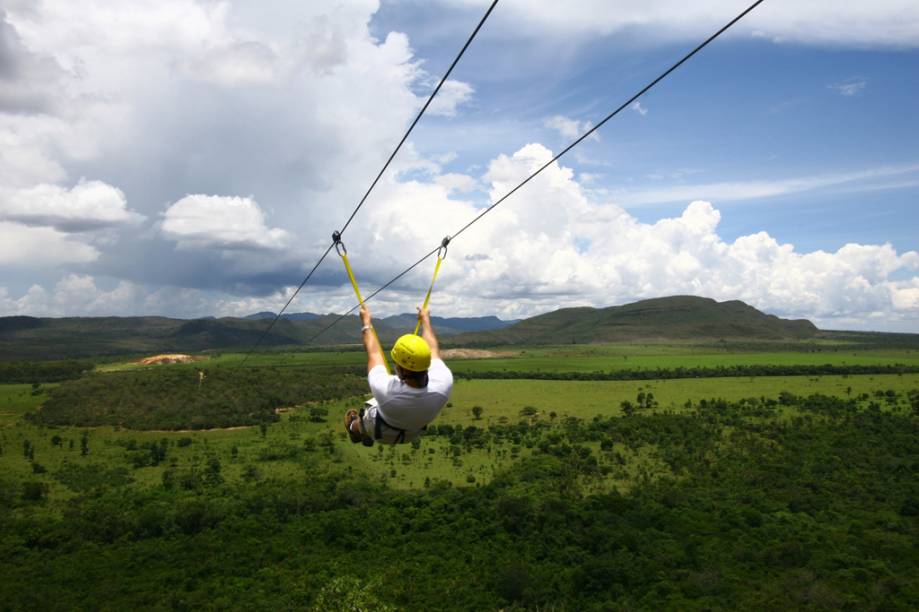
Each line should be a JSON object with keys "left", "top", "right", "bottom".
{"left": 360, "top": 304, "right": 385, "bottom": 373}
{"left": 417, "top": 307, "right": 441, "bottom": 360}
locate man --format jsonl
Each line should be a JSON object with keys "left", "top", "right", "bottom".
{"left": 344, "top": 305, "right": 453, "bottom": 445}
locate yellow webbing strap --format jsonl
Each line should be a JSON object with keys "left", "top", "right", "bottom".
{"left": 338, "top": 248, "right": 392, "bottom": 375}
{"left": 413, "top": 253, "right": 445, "bottom": 336}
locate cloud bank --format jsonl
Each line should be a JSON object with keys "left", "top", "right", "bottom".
{"left": 440, "top": 0, "right": 919, "bottom": 48}
{"left": 10, "top": 143, "right": 916, "bottom": 332}
{"left": 0, "top": 1, "right": 916, "bottom": 333}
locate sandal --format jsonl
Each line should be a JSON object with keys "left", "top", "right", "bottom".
{"left": 344, "top": 409, "right": 362, "bottom": 443}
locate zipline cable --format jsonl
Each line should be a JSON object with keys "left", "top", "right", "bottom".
{"left": 239, "top": 0, "right": 501, "bottom": 364}
{"left": 240, "top": 244, "right": 334, "bottom": 364}
{"left": 305, "top": 246, "right": 442, "bottom": 345}
{"left": 306, "top": 0, "right": 766, "bottom": 345}
{"left": 339, "top": 0, "right": 500, "bottom": 236}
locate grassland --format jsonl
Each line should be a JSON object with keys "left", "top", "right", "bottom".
{"left": 2, "top": 341, "right": 917, "bottom": 610}
{"left": 95, "top": 341, "right": 919, "bottom": 374}
{"left": 3, "top": 347, "right": 917, "bottom": 496}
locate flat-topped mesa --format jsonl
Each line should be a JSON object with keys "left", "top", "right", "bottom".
{"left": 452, "top": 296, "right": 820, "bottom": 345}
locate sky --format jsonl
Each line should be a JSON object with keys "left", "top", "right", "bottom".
{"left": 0, "top": 0, "right": 918, "bottom": 332}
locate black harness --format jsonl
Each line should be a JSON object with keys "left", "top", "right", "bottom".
{"left": 359, "top": 405, "right": 426, "bottom": 446}
{"left": 374, "top": 410, "right": 407, "bottom": 444}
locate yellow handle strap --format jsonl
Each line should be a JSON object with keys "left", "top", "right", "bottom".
{"left": 414, "top": 253, "right": 445, "bottom": 336}
{"left": 337, "top": 242, "right": 392, "bottom": 375}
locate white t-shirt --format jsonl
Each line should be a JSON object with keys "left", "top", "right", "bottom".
{"left": 368, "top": 358, "right": 453, "bottom": 431}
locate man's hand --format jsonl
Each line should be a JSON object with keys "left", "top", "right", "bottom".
{"left": 416, "top": 306, "right": 430, "bottom": 324}
{"left": 417, "top": 306, "right": 440, "bottom": 360}
{"left": 360, "top": 304, "right": 383, "bottom": 373}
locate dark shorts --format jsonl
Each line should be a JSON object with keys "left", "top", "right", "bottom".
{"left": 359, "top": 399, "right": 421, "bottom": 445}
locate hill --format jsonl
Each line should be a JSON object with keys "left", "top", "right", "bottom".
{"left": 452, "top": 296, "right": 819, "bottom": 345}
{"left": 379, "top": 314, "right": 519, "bottom": 336}
{"left": 0, "top": 312, "right": 517, "bottom": 360}
{"left": 11, "top": 296, "right": 915, "bottom": 360}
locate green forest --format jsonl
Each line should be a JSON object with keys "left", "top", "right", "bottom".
{"left": 30, "top": 366, "right": 367, "bottom": 430}
{"left": 1, "top": 343, "right": 918, "bottom": 610}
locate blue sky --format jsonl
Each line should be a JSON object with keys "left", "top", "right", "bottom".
{"left": 373, "top": 2, "right": 919, "bottom": 253}
{"left": 0, "top": 0, "right": 917, "bottom": 331}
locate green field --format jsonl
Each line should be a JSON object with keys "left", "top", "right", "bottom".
{"left": 95, "top": 342, "right": 919, "bottom": 375}
{"left": 448, "top": 345, "right": 919, "bottom": 373}
{"left": 4, "top": 353, "right": 918, "bottom": 493}
{"left": 1, "top": 343, "right": 917, "bottom": 610}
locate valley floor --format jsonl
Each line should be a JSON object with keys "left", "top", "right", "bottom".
{"left": 1, "top": 342, "right": 917, "bottom": 609}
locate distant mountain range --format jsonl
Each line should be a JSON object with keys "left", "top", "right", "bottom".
{"left": 244, "top": 311, "right": 519, "bottom": 336}
{"left": 0, "top": 311, "right": 518, "bottom": 360}
{"left": 3, "top": 295, "right": 915, "bottom": 361}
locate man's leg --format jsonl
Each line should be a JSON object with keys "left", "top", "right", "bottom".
{"left": 344, "top": 409, "right": 362, "bottom": 443}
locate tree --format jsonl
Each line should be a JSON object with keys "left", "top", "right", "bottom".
{"left": 259, "top": 422, "right": 268, "bottom": 438}
{"left": 21, "top": 481, "right": 47, "bottom": 502}
{"left": 80, "top": 431, "right": 89, "bottom": 456}
{"left": 204, "top": 456, "right": 223, "bottom": 486}
{"left": 161, "top": 468, "right": 176, "bottom": 491}
{"left": 309, "top": 406, "right": 329, "bottom": 422}
{"left": 51, "top": 435, "right": 62, "bottom": 447}
{"left": 472, "top": 405, "right": 484, "bottom": 420}
{"left": 620, "top": 401, "right": 635, "bottom": 417}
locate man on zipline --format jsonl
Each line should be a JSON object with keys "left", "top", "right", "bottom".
{"left": 344, "top": 304, "right": 453, "bottom": 445}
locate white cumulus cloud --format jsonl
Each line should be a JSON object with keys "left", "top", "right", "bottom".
{"left": 0, "top": 180, "right": 144, "bottom": 232}
{"left": 427, "top": 79, "right": 475, "bottom": 117}
{"left": 544, "top": 115, "right": 599, "bottom": 142}
{"left": 0, "top": 221, "right": 100, "bottom": 266}
{"left": 161, "top": 194, "right": 290, "bottom": 251}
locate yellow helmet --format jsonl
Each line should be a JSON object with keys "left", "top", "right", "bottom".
{"left": 390, "top": 334, "right": 432, "bottom": 372}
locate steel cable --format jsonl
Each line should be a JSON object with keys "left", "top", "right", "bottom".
{"left": 306, "top": 0, "right": 766, "bottom": 345}
{"left": 239, "top": 0, "right": 501, "bottom": 364}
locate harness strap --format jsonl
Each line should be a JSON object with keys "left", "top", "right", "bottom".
{"left": 413, "top": 237, "right": 450, "bottom": 336}
{"left": 334, "top": 234, "right": 392, "bottom": 375}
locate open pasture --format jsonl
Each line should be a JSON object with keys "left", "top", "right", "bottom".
{"left": 94, "top": 341, "right": 919, "bottom": 376}
{"left": 447, "top": 344, "right": 919, "bottom": 374}
{"left": 3, "top": 364, "right": 917, "bottom": 498}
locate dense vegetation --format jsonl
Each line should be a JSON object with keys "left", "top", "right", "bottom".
{"left": 1, "top": 394, "right": 917, "bottom": 610}
{"left": 29, "top": 366, "right": 367, "bottom": 430}
{"left": 0, "top": 359, "right": 94, "bottom": 383}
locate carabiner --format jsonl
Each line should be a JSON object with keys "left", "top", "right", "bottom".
{"left": 437, "top": 235, "right": 451, "bottom": 260}
{"left": 332, "top": 230, "right": 347, "bottom": 256}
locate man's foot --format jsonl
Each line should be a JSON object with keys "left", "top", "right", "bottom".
{"left": 344, "top": 409, "right": 362, "bottom": 443}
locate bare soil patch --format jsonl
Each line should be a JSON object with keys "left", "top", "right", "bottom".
{"left": 136, "top": 354, "right": 204, "bottom": 366}
{"left": 441, "top": 348, "right": 516, "bottom": 360}
{"left": 144, "top": 425, "right": 253, "bottom": 433}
